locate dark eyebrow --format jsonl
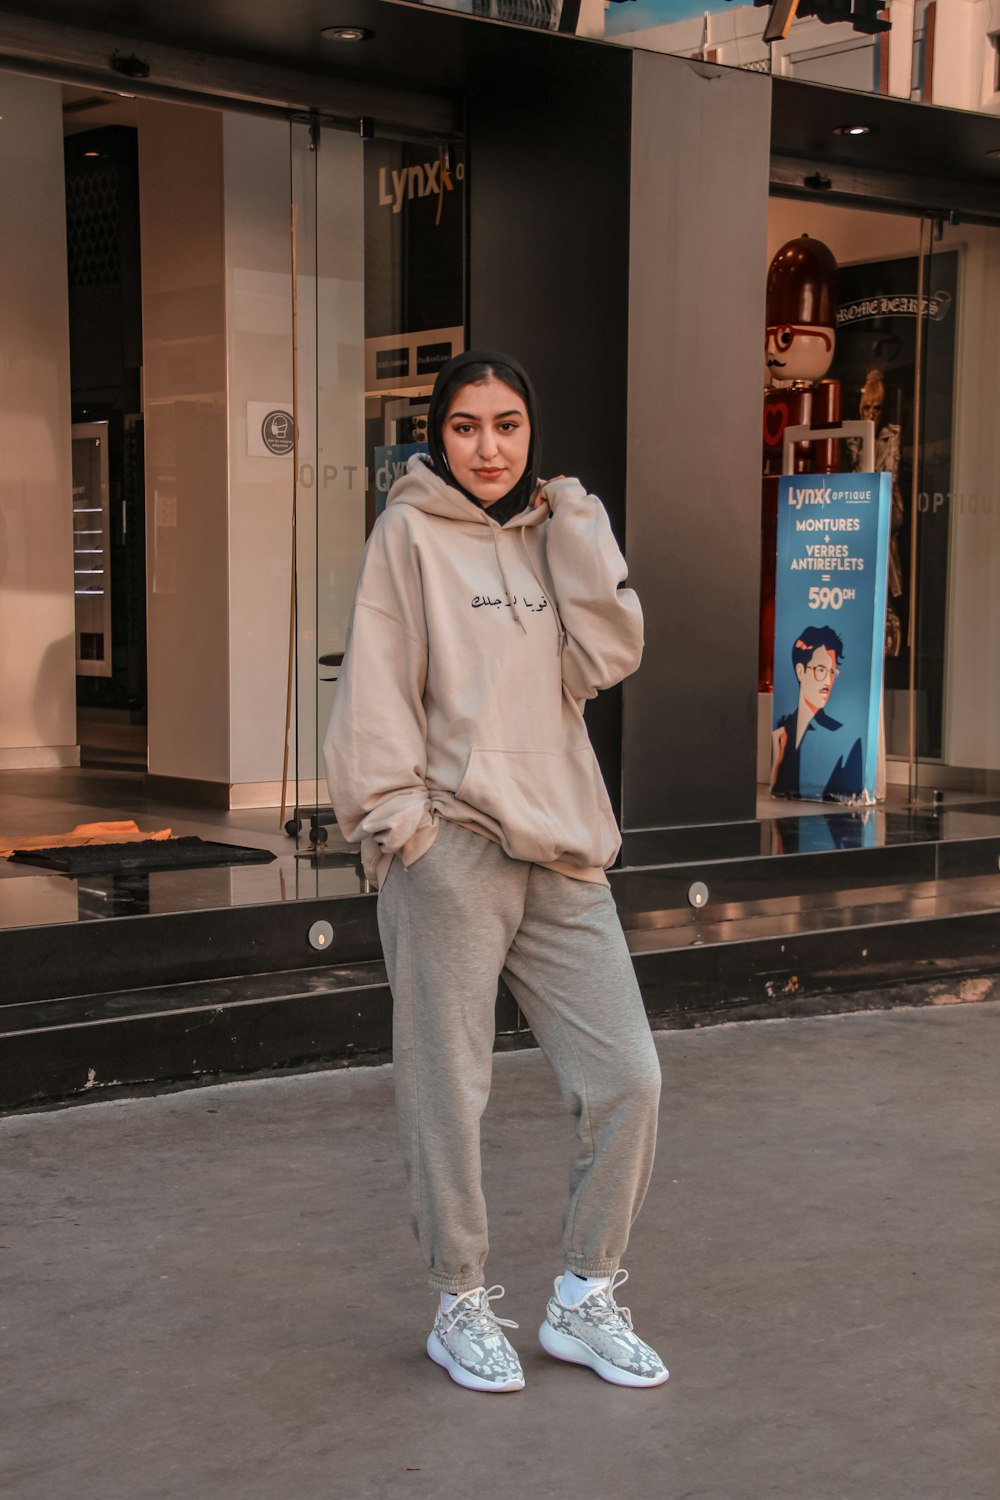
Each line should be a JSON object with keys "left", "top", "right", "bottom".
{"left": 449, "top": 409, "right": 524, "bottom": 421}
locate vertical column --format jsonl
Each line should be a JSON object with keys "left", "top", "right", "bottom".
{"left": 223, "top": 113, "right": 296, "bottom": 800}
{"left": 942, "top": 226, "right": 1000, "bottom": 775}
{"left": 623, "top": 55, "right": 771, "bottom": 829}
{"left": 139, "top": 101, "right": 230, "bottom": 791}
{"left": 0, "top": 77, "right": 77, "bottom": 769}
{"left": 142, "top": 106, "right": 360, "bottom": 806}
{"left": 468, "top": 39, "right": 632, "bottom": 818}
{"left": 286, "top": 124, "right": 365, "bottom": 802}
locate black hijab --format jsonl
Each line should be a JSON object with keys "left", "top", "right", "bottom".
{"left": 425, "top": 349, "right": 542, "bottom": 525}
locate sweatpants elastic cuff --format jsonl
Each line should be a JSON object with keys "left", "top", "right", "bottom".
{"left": 564, "top": 1255, "right": 621, "bottom": 1278}
{"left": 428, "top": 1266, "right": 488, "bottom": 1295}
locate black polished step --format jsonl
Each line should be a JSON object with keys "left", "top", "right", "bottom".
{"left": 0, "top": 888, "right": 378, "bottom": 1006}
{"left": 1, "top": 961, "right": 392, "bottom": 1112}
{"left": 5, "top": 806, "right": 999, "bottom": 1008}
{"left": 0, "top": 960, "right": 524, "bottom": 1112}
{"left": 629, "top": 878, "right": 1000, "bottom": 1025}
{"left": 3, "top": 803, "right": 1000, "bottom": 1111}
{"left": 614, "top": 806, "right": 1000, "bottom": 923}
{"left": 4, "top": 874, "right": 999, "bottom": 1112}
{"left": 620, "top": 803, "right": 1000, "bottom": 867}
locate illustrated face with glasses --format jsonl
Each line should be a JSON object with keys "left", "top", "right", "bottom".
{"left": 795, "top": 645, "right": 841, "bottom": 714}
{"left": 806, "top": 661, "right": 839, "bottom": 683}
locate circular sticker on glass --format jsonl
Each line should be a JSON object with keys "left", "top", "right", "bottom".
{"left": 261, "top": 409, "right": 294, "bottom": 455}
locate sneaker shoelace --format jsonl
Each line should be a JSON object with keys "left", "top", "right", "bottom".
{"left": 565, "top": 1268, "right": 634, "bottom": 1331}
{"left": 443, "top": 1283, "right": 519, "bottom": 1339}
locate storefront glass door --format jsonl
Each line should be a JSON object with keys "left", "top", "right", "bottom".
{"left": 908, "top": 213, "right": 1000, "bottom": 800}
{"left": 765, "top": 194, "right": 1000, "bottom": 807}
{"left": 286, "top": 120, "right": 466, "bottom": 853}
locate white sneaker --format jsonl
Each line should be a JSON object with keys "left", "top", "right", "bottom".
{"left": 538, "top": 1270, "right": 669, "bottom": 1388}
{"left": 427, "top": 1285, "right": 525, "bottom": 1393}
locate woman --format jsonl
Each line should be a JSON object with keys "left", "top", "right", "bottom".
{"left": 324, "top": 349, "right": 666, "bottom": 1393}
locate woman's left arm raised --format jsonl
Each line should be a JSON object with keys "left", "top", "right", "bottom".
{"left": 537, "top": 477, "right": 644, "bottom": 701}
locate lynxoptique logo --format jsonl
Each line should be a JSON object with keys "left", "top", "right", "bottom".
{"left": 787, "top": 483, "right": 833, "bottom": 510}
{"left": 378, "top": 158, "right": 465, "bottom": 223}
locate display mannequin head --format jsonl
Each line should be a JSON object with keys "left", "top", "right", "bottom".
{"left": 858, "top": 367, "right": 885, "bottom": 424}
{"left": 766, "top": 235, "right": 839, "bottom": 387}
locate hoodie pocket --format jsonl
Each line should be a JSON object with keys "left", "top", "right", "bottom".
{"left": 456, "top": 746, "right": 620, "bottom": 868}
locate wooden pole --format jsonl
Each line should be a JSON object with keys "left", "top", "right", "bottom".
{"left": 279, "top": 201, "right": 300, "bottom": 830}
{"left": 907, "top": 218, "right": 927, "bottom": 804}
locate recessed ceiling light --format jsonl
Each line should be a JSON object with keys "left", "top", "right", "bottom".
{"left": 84, "top": 150, "right": 101, "bottom": 157}
{"left": 320, "top": 25, "right": 374, "bottom": 42}
{"left": 834, "top": 124, "right": 871, "bottom": 136}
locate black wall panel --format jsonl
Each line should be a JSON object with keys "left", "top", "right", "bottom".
{"left": 467, "top": 42, "right": 633, "bottom": 819}
{"left": 624, "top": 54, "right": 772, "bottom": 830}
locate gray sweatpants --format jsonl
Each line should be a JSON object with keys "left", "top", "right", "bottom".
{"left": 377, "top": 819, "right": 662, "bottom": 1294}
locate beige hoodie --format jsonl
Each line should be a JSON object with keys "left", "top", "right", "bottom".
{"left": 323, "top": 454, "right": 643, "bottom": 889}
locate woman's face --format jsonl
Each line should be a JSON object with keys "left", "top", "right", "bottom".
{"left": 441, "top": 376, "right": 531, "bottom": 505}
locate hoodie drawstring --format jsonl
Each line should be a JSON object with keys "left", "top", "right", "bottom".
{"left": 518, "top": 524, "right": 567, "bottom": 657}
{"left": 488, "top": 524, "right": 527, "bottom": 634}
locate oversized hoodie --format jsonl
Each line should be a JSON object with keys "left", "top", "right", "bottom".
{"left": 322, "top": 454, "right": 643, "bottom": 890}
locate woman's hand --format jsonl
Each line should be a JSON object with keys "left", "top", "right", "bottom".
{"left": 532, "top": 476, "right": 566, "bottom": 509}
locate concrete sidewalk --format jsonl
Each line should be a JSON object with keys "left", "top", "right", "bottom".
{"left": 2, "top": 1002, "right": 998, "bottom": 1500}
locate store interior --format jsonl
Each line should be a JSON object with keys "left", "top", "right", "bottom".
{"left": 765, "top": 194, "right": 1000, "bottom": 802}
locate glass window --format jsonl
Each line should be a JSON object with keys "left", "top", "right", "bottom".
{"left": 765, "top": 195, "right": 1000, "bottom": 801}
{"left": 289, "top": 122, "right": 466, "bottom": 843}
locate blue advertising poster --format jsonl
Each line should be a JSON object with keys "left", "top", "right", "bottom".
{"left": 373, "top": 442, "right": 427, "bottom": 516}
{"left": 771, "top": 472, "right": 892, "bottom": 804}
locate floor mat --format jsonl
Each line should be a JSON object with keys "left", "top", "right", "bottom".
{"left": 10, "top": 836, "right": 276, "bottom": 875}
{"left": 0, "top": 821, "right": 171, "bottom": 858}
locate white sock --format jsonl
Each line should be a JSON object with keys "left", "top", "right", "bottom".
{"left": 441, "top": 1288, "right": 479, "bottom": 1314}
{"left": 560, "top": 1269, "right": 610, "bottom": 1305}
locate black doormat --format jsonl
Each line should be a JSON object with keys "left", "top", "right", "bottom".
{"left": 10, "top": 837, "right": 277, "bottom": 876}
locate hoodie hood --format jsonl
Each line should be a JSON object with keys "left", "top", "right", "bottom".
{"left": 425, "top": 347, "right": 542, "bottom": 516}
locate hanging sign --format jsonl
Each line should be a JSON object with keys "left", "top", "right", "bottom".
{"left": 770, "top": 472, "right": 892, "bottom": 803}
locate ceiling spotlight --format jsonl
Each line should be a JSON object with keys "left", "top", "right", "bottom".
{"left": 84, "top": 150, "right": 101, "bottom": 157}
{"left": 834, "top": 124, "right": 871, "bottom": 136}
{"left": 320, "top": 26, "right": 374, "bottom": 41}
